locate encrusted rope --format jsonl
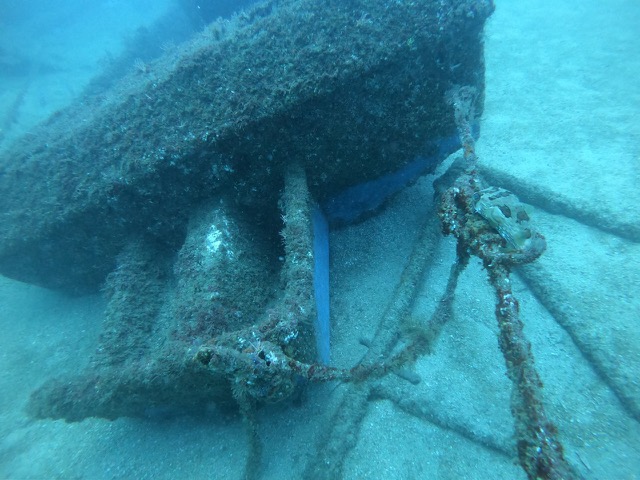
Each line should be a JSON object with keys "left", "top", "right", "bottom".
{"left": 438, "top": 86, "right": 583, "bottom": 480}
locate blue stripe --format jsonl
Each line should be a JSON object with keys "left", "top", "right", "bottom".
{"left": 310, "top": 128, "right": 477, "bottom": 364}
{"left": 312, "top": 204, "right": 331, "bottom": 364}
{"left": 324, "top": 131, "right": 466, "bottom": 224}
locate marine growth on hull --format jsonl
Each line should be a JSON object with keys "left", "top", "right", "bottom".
{"left": 0, "top": 0, "right": 585, "bottom": 478}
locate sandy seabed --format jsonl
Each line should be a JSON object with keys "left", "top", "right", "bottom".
{"left": 1, "top": 0, "right": 639, "bottom": 478}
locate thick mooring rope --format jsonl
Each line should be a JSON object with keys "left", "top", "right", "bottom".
{"left": 438, "top": 86, "right": 583, "bottom": 480}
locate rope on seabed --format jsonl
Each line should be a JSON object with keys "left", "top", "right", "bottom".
{"left": 438, "top": 86, "right": 583, "bottom": 480}
{"left": 196, "top": 87, "right": 585, "bottom": 478}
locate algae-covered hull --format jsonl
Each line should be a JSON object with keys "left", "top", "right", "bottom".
{"left": 2, "top": 0, "right": 493, "bottom": 422}
{"left": 0, "top": 0, "right": 492, "bottom": 293}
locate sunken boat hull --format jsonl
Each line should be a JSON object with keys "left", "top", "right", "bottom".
{"left": 1, "top": 0, "right": 494, "bottom": 421}
{"left": 0, "top": 0, "right": 492, "bottom": 293}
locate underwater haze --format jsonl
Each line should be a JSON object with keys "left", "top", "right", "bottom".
{"left": 1, "top": 0, "right": 639, "bottom": 479}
